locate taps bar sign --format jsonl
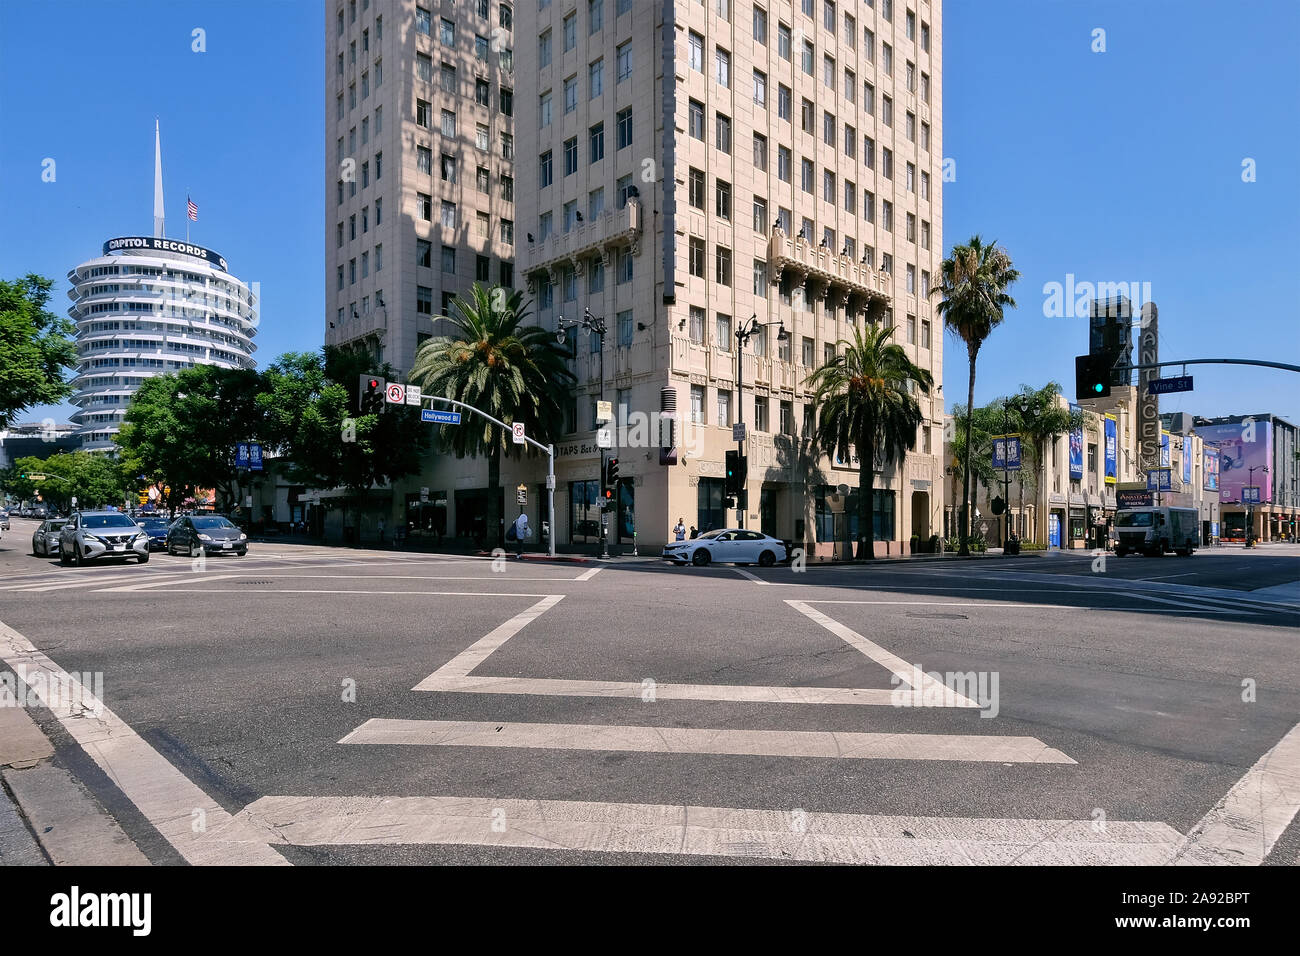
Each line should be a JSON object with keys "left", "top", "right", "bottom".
{"left": 102, "top": 236, "right": 229, "bottom": 272}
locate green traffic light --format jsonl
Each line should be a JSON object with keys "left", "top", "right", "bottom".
{"left": 1093, "top": 383, "right": 1104, "bottom": 393}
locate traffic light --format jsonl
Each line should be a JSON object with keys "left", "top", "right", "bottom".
{"left": 357, "top": 374, "right": 386, "bottom": 413}
{"left": 724, "top": 450, "right": 747, "bottom": 496}
{"left": 605, "top": 457, "right": 620, "bottom": 487}
{"left": 1075, "top": 354, "right": 1112, "bottom": 400}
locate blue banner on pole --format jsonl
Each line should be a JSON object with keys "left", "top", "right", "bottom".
{"left": 992, "top": 435, "right": 1021, "bottom": 472}
{"left": 1146, "top": 468, "right": 1173, "bottom": 492}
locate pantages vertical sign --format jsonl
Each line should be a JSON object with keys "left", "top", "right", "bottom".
{"left": 1136, "top": 302, "right": 1160, "bottom": 474}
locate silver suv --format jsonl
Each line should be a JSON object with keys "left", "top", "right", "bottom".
{"left": 59, "top": 510, "right": 150, "bottom": 565}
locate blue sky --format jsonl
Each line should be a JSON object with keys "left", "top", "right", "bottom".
{"left": 2, "top": 0, "right": 1297, "bottom": 427}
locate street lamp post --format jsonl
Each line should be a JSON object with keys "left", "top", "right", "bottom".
{"left": 1000, "top": 396, "right": 1031, "bottom": 553}
{"left": 733, "top": 313, "right": 788, "bottom": 530}
{"left": 558, "top": 308, "right": 609, "bottom": 557}
{"left": 1245, "top": 464, "right": 1269, "bottom": 547}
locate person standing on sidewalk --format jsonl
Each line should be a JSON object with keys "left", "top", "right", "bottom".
{"left": 377, "top": 516, "right": 386, "bottom": 547}
{"left": 673, "top": 518, "right": 686, "bottom": 542}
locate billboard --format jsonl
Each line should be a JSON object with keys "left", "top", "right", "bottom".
{"left": 1182, "top": 437, "right": 1192, "bottom": 486}
{"left": 1197, "top": 420, "right": 1272, "bottom": 503}
{"left": 1160, "top": 431, "right": 1171, "bottom": 467}
{"left": 1104, "top": 416, "right": 1117, "bottom": 485}
{"left": 1068, "top": 411, "right": 1084, "bottom": 481}
{"left": 1203, "top": 447, "right": 1219, "bottom": 492}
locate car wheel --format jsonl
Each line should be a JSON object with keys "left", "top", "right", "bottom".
{"left": 758, "top": 550, "right": 776, "bottom": 568}
{"left": 1114, "top": 546, "right": 1127, "bottom": 558}
{"left": 236, "top": 549, "right": 247, "bottom": 557}
{"left": 59, "top": 544, "right": 70, "bottom": 566}
{"left": 72, "top": 544, "right": 84, "bottom": 567}
{"left": 692, "top": 549, "right": 711, "bottom": 567}
{"left": 190, "top": 541, "right": 200, "bottom": 558}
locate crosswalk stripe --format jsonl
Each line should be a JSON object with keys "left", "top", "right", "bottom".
{"left": 340, "top": 718, "right": 1075, "bottom": 763}
{"left": 1174, "top": 720, "right": 1300, "bottom": 865}
{"left": 786, "top": 601, "right": 980, "bottom": 707}
{"left": 416, "top": 674, "right": 924, "bottom": 706}
{"left": 0, "top": 619, "right": 288, "bottom": 865}
{"left": 414, "top": 594, "right": 566, "bottom": 684}
{"left": 237, "top": 795, "right": 1178, "bottom": 864}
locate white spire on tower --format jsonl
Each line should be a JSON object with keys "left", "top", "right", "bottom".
{"left": 153, "top": 118, "right": 165, "bottom": 238}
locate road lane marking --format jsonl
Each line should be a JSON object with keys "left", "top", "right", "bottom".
{"left": 734, "top": 569, "right": 768, "bottom": 585}
{"left": 574, "top": 567, "right": 604, "bottom": 581}
{"left": 0, "top": 619, "right": 288, "bottom": 865}
{"left": 341, "top": 718, "right": 1076, "bottom": 763}
{"left": 94, "top": 573, "right": 246, "bottom": 592}
{"left": 1174, "top": 721, "right": 1300, "bottom": 866}
{"left": 133, "top": 588, "right": 558, "bottom": 598}
{"left": 786, "top": 601, "right": 980, "bottom": 707}
{"left": 239, "top": 796, "right": 1181, "bottom": 864}
{"left": 414, "top": 595, "right": 566, "bottom": 683}
{"left": 417, "top": 674, "right": 916, "bottom": 706}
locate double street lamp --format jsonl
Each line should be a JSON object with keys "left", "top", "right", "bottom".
{"left": 1245, "top": 464, "right": 1269, "bottom": 547}
{"left": 558, "top": 308, "right": 611, "bottom": 557}
{"left": 1000, "top": 395, "right": 1032, "bottom": 553}
{"left": 732, "top": 313, "right": 788, "bottom": 529}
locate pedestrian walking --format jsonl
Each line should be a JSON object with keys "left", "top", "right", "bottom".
{"left": 673, "top": 518, "right": 686, "bottom": 542}
{"left": 512, "top": 512, "right": 530, "bottom": 560}
{"left": 377, "top": 516, "right": 386, "bottom": 546}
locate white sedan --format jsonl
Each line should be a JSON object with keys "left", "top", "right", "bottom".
{"left": 662, "top": 529, "right": 788, "bottom": 567}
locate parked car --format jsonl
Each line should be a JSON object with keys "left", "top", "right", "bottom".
{"left": 662, "top": 529, "right": 789, "bottom": 567}
{"left": 0, "top": 510, "right": 10, "bottom": 531}
{"left": 31, "top": 518, "right": 68, "bottom": 557}
{"left": 166, "top": 514, "right": 248, "bottom": 557}
{"left": 134, "top": 516, "right": 172, "bottom": 551}
{"left": 59, "top": 511, "right": 150, "bottom": 565}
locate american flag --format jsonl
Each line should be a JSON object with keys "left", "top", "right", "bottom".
{"left": 187, "top": 197, "right": 198, "bottom": 221}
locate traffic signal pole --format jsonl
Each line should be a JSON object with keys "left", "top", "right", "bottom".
{"left": 421, "top": 395, "right": 556, "bottom": 558}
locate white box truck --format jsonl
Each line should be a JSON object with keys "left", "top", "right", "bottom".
{"left": 1113, "top": 506, "right": 1199, "bottom": 557}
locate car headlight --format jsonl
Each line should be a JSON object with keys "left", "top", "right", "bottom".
{"left": 239, "top": 533, "right": 247, "bottom": 540}
{"left": 198, "top": 533, "right": 213, "bottom": 541}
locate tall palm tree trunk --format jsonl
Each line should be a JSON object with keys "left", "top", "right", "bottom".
{"left": 487, "top": 446, "right": 501, "bottom": 549}
{"left": 960, "top": 351, "right": 977, "bottom": 555}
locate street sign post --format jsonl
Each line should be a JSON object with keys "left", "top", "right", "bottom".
{"left": 732, "top": 422, "right": 746, "bottom": 442}
{"left": 596, "top": 401, "right": 612, "bottom": 424}
{"left": 1148, "top": 376, "right": 1194, "bottom": 396}
{"left": 512, "top": 422, "right": 526, "bottom": 444}
{"left": 385, "top": 382, "right": 406, "bottom": 405}
{"left": 404, "top": 384, "right": 422, "bottom": 406}
{"left": 420, "top": 409, "right": 462, "bottom": 425}
{"left": 597, "top": 428, "right": 612, "bottom": 448}
{"left": 516, "top": 483, "right": 528, "bottom": 505}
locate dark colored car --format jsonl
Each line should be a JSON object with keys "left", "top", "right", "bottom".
{"left": 134, "top": 517, "right": 171, "bottom": 551}
{"left": 166, "top": 515, "right": 248, "bottom": 557}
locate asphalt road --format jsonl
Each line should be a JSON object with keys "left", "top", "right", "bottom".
{"left": 1, "top": 515, "right": 1297, "bottom": 866}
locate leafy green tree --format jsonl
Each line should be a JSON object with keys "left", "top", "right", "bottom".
{"left": 10, "top": 452, "right": 126, "bottom": 512}
{"left": 115, "top": 364, "right": 266, "bottom": 512}
{"left": 946, "top": 402, "right": 1002, "bottom": 529}
{"left": 0, "top": 275, "right": 78, "bottom": 428}
{"left": 408, "top": 285, "right": 575, "bottom": 547}
{"left": 805, "top": 323, "right": 933, "bottom": 559}
{"left": 1012, "top": 382, "right": 1083, "bottom": 543}
{"left": 932, "top": 236, "right": 1020, "bottom": 554}
{"left": 262, "top": 348, "right": 429, "bottom": 540}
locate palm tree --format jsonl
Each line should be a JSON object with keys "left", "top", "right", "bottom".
{"left": 946, "top": 401, "right": 1002, "bottom": 540}
{"left": 408, "top": 284, "right": 575, "bottom": 547}
{"left": 806, "top": 322, "right": 933, "bottom": 559}
{"left": 932, "top": 236, "right": 1020, "bottom": 555}
{"left": 1012, "top": 382, "right": 1082, "bottom": 544}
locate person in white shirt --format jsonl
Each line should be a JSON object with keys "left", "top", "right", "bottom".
{"left": 673, "top": 518, "right": 686, "bottom": 542}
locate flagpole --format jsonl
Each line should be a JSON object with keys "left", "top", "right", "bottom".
{"left": 186, "top": 189, "right": 190, "bottom": 242}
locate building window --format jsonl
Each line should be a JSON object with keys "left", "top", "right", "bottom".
{"left": 689, "top": 31, "right": 703, "bottom": 72}
{"left": 689, "top": 237, "right": 705, "bottom": 278}
{"left": 539, "top": 29, "right": 551, "bottom": 67}
{"left": 417, "top": 193, "right": 432, "bottom": 220}
{"left": 689, "top": 305, "right": 705, "bottom": 343}
{"left": 616, "top": 107, "right": 633, "bottom": 149}
{"left": 752, "top": 195, "right": 767, "bottom": 233}
{"left": 690, "top": 385, "right": 705, "bottom": 424}
{"left": 754, "top": 397, "right": 769, "bottom": 432}
{"left": 617, "top": 41, "right": 632, "bottom": 81}
{"left": 539, "top": 150, "right": 553, "bottom": 187}
{"left": 689, "top": 167, "right": 705, "bottom": 209}
{"left": 589, "top": 58, "right": 604, "bottom": 97}
{"left": 441, "top": 245, "right": 457, "bottom": 273}
{"left": 716, "top": 312, "right": 732, "bottom": 351}
{"left": 715, "top": 47, "right": 730, "bottom": 88}
{"left": 440, "top": 200, "right": 457, "bottom": 228}
{"left": 921, "top": 319, "right": 931, "bottom": 350}
{"left": 715, "top": 113, "right": 731, "bottom": 153}
{"left": 688, "top": 100, "right": 704, "bottom": 140}
{"left": 715, "top": 246, "right": 732, "bottom": 286}
{"left": 563, "top": 13, "right": 575, "bottom": 50}
{"left": 617, "top": 309, "right": 633, "bottom": 346}
{"left": 564, "top": 75, "right": 577, "bottom": 113}
{"left": 589, "top": 122, "right": 605, "bottom": 162}
{"left": 417, "top": 239, "right": 432, "bottom": 268}
{"left": 715, "top": 179, "right": 731, "bottom": 220}
{"left": 417, "top": 286, "right": 433, "bottom": 314}
{"left": 564, "top": 137, "right": 578, "bottom": 175}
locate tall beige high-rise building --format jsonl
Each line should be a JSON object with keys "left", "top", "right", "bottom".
{"left": 326, "top": 0, "right": 516, "bottom": 374}
{"left": 326, "top": 0, "right": 943, "bottom": 555}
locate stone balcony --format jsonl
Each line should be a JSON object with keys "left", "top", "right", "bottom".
{"left": 525, "top": 200, "right": 643, "bottom": 288}
{"left": 767, "top": 227, "right": 893, "bottom": 320}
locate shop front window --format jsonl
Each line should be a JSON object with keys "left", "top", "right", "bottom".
{"left": 570, "top": 479, "right": 602, "bottom": 543}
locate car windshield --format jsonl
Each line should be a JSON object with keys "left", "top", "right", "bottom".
{"left": 138, "top": 519, "right": 169, "bottom": 529}
{"left": 45, "top": 520, "right": 67, "bottom": 531}
{"left": 1117, "top": 512, "right": 1154, "bottom": 527}
{"left": 82, "top": 514, "right": 139, "bottom": 529}
{"left": 697, "top": 530, "right": 728, "bottom": 539}
{"left": 191, "top": 517, "right": 237, "bottom": 530}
